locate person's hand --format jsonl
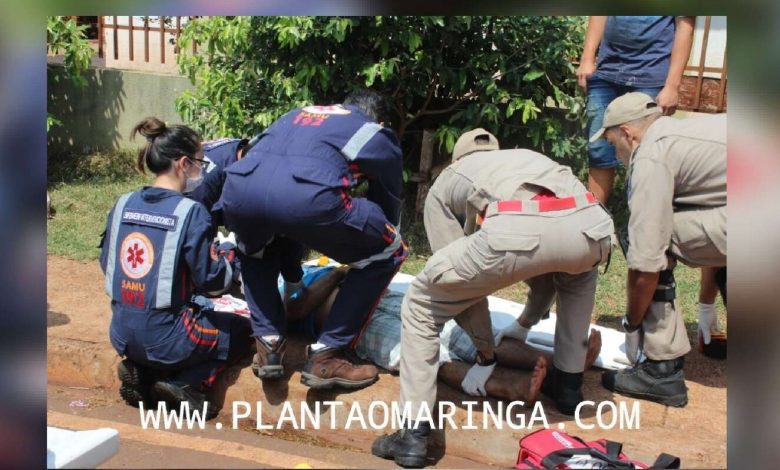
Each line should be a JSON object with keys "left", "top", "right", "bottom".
{"left": 698, "top": 305, "right": 720, "bottom": 345}
{"left": 576, "top": 60, "right": 597, "bottom": 92}
{"left": 212, "top": 232, "right": 237, "bottom": 262}
{"left": 494, "top": 320, "right": 529, "bottom": 346}
{"left": 655, "top": 85, "right": 680, "bottom": 115}
{"left": 216, "top": 236, "right": 236, "bottom": 263}
{"left": 460, "top": 362, "right": 496, "bottom": 396}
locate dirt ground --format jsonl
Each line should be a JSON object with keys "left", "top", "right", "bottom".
{"left": 47, "top": 255, "right": 727, "bottom": 468}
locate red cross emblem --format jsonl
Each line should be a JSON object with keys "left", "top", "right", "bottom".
{"left": 120, "top": 232, "right": 154, "bottom": 279}
{"left": 126, "top": 243, "right": 145, "bottom": 268}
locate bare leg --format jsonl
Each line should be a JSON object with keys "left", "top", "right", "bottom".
{"left": 699, "top": 267, "right": 720, "bottom": 304}
{"left": 584, "top": 329, "right": 602, "bottom": 370}
{"left": 438, "top": 357, "right": 547, "bottom": 403}
{"left": 495, "top": 338, "right": 548, "bottom": 370}
{"left": 588, "top": 167, "right": 616, "bottom": 204}
{"left": 495, "top": 328, "right": 602, "bottom": 371}
{"left": 286, "top": 267, "right": 348, "bottom": 322}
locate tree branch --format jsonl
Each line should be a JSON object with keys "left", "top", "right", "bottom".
{"left": 398, "top": 75, "right": 438, "bottom": 138}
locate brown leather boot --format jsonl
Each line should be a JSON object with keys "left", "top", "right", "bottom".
{"left": 301, "top": 346, "right": 378, "bottom": 390}
{"left": 251, "top": 336, "right": 286, "bottom": 379}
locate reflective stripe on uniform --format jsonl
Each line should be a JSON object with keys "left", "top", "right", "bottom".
{"left": 155, "top": 198, "right": 197, "bottom": 308}
{"left": 104, "top": 192, "right": 133, "bottom": 296}
{"left": 206, "top": 260, "right": 233, "bottom": 296}
{"left": 349, "top": 225, "right": 403, "bottom": 269}
{"left": 485, "top": 192, "right": 598, "bottom": 218}
{"left": 341, "top": 123, "right": 383, "bottom": 161}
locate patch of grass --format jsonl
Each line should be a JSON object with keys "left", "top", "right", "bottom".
{"left": 48, "top": 149, "right": 141, "bottom": 184}
{"left": 47, "top": 173, "right": 151, "bottom": 261}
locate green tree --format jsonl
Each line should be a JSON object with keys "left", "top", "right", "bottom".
{"left": 176, "top": 16, "right": 587, "bottom": 164}
{"left": 47, "top": 16, "right": 94, "bottom": 131}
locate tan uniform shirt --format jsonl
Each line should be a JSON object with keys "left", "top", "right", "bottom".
{"left": 627, "top": 114, "right": 727, "bottom": 272}
{"left": 425, "top": 149, "right": 589, "bottom": 250}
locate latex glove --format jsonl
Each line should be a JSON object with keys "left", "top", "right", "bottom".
{"left": 625, "top": 329, "right": 641, "bottom": 365}
{"left": 216, "top": 231, "right": 237, "bottom": 245}
{"left": 494, "top": 320, "right": 529, "bottom": 346}
{"left": 698, "top": 303, "right": 719, "bottom": 345}
{"left": 460, "top": 362, "right": 496, "bottom": 397}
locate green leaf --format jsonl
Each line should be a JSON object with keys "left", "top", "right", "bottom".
{"left": 363, "top": 63, "right": 380, "bottom": 87}
{"left": 446, "top": 132, "right": 455, "bottom": 153}
{"left": 522, "top": 69, "right": 545, "bottom": 82}
{"left": 407, "top": 31, "right": 422, "bottom": 53}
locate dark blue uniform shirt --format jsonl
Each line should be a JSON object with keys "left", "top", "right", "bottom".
{"left": 100, "top": 187, "right": 234, "bottom": 363}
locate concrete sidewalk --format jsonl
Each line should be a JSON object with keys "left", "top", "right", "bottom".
{"left": 47, "top": 255, "right": 727, "bottom": 468}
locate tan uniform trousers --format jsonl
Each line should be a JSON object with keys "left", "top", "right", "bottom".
{"left": 643, "top": 205, "right": 726, "bottom": 360}
{"left": 400, "top": 201, "right": 613, "bottom": 416}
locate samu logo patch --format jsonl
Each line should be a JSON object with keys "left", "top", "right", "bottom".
{"left": 120, "top": 232, "right": 155, "bottom": 279}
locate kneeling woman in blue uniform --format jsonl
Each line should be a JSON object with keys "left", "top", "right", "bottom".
{"left": 99, "top": 117, "right": 252, "bottom": 419}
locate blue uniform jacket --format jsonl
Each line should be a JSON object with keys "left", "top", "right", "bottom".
{"left": 185, "top": 138, "right": 247, "bottom": 228}
{"left": 99, "top": 187, "right": 234, "bottom": 363}
{"left": 229, "top": 104, "right": 403, "bottom": 227}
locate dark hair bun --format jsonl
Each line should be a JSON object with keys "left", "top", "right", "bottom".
{"left": 133, "top": 117, "right": 167, "bottom": 143}
{"left": 130, "top": 117, "right": 201, "bottom": 175}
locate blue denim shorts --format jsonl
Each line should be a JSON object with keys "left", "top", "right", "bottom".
{"left": 586, "top": 76, "right": 662, "bottom": 169}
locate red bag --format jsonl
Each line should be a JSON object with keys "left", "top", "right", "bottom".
{"left": 515, "top": 429, "right": 680, "bottom": 469}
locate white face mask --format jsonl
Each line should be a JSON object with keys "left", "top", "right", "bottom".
{"left": 184, "top": 173, "right": 203, "bottom": 193}
{"left": 183, "top": 159, "right": 204, "bottom": 193}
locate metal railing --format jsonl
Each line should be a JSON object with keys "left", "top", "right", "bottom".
{"left": 97, "top": 16, "right": 197, "bottom": 65}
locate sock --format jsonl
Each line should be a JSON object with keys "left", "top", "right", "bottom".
{"left": 310, "top": 342, "right": 328, "bottom": 351}
{"left": 261, "top": 335, "right": 280, "bottom": 344}
{"left": 699, "top": 302, "right": 718, "bottom": 330}
{"left": 699, "top": 302, "right": 716, "bottom": 314}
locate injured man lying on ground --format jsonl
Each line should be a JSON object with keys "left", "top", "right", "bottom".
{"left": 279, "top": 263, "right": 602, "bottom": 404}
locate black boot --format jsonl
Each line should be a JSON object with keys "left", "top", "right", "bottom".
{"left": 152, "top": 379, "right": 219, "bottom": 420}
{"left": 117, "top": 359, "right": 151, "bottom": 408}
{"left": 602, "top": 357, "right": 687, "bottom": 407}
{"left": 541, "top": 365, "right": 583, "bottom": 416}
{"left": 700, "top": 334, "right": 727, "bottom": 360}
{"left": 372, "top": 421, "right": 430, "bottom": 468}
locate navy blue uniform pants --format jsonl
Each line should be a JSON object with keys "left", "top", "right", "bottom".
{"left": 120, "top": 308, "right": 252, "bottom": 391}
{"left": 229, "top": 198, "right": 406, "bottom": 349}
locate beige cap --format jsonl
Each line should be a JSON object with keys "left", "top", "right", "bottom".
{"left": 589, "top": 92, "right": 661, "bottom": 142}
{"left": 452, "top": 128, "right": 499, "bottom": 162}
